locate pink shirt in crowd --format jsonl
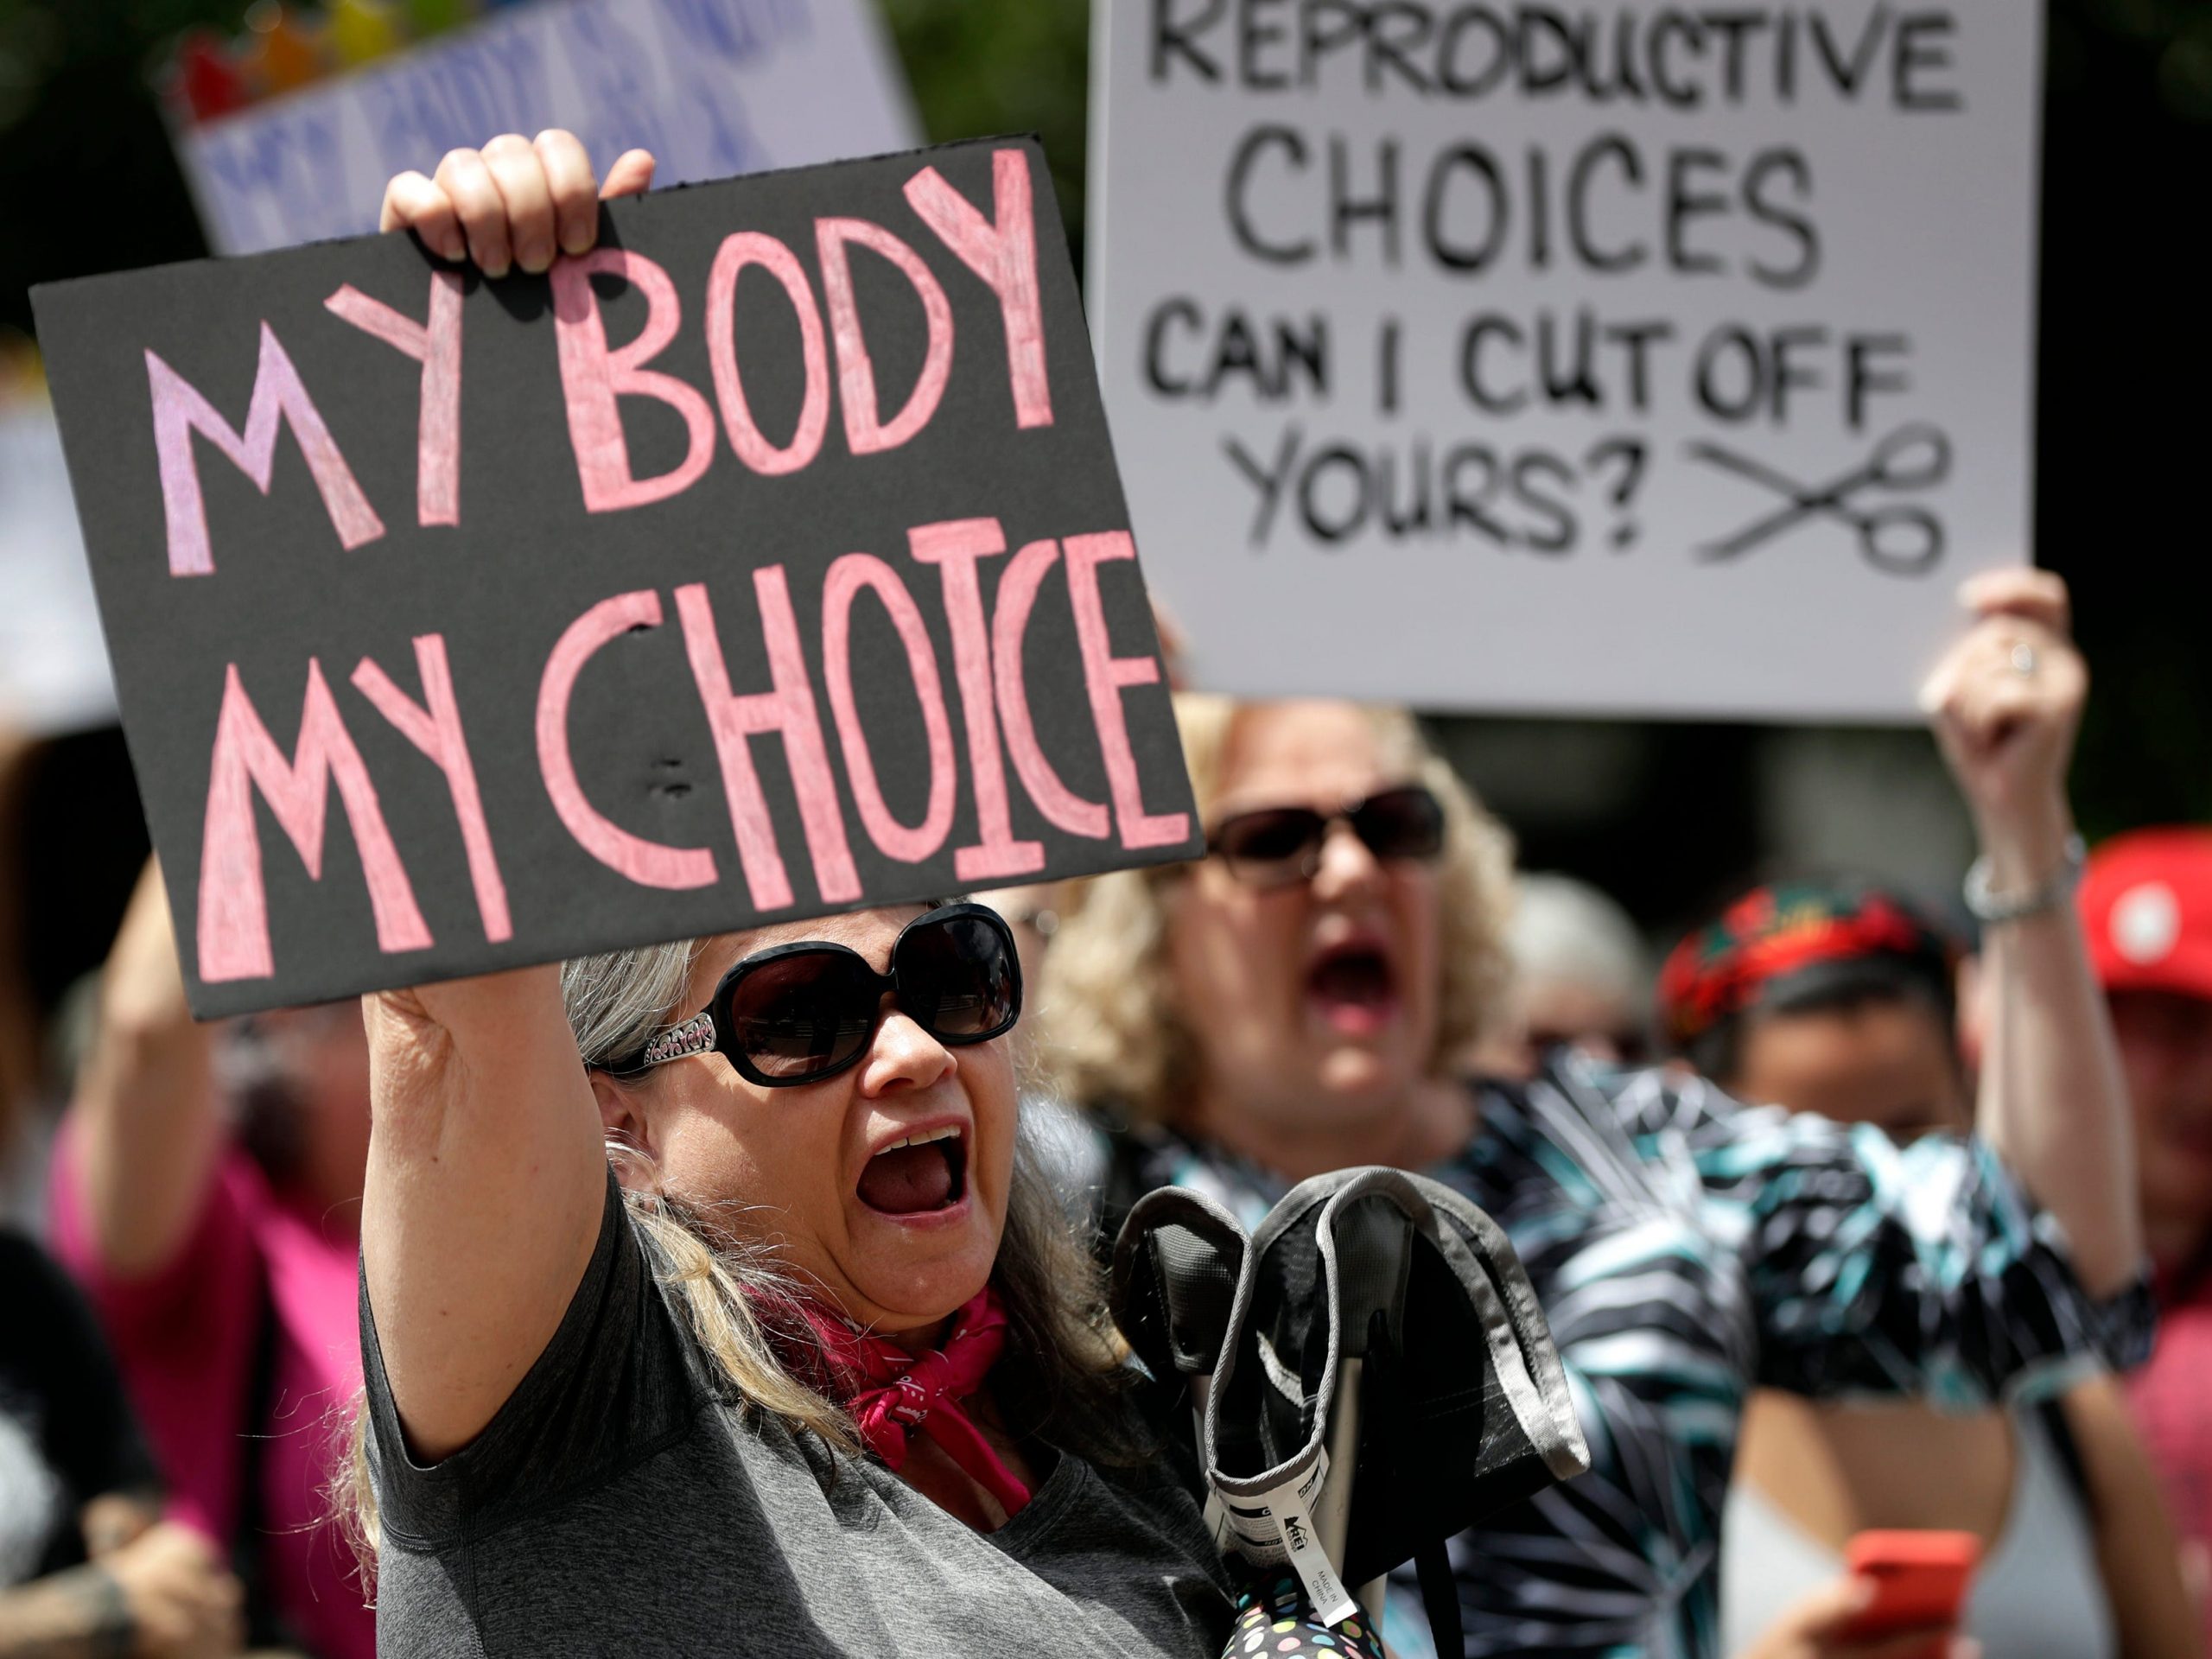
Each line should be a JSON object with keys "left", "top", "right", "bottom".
{"left": 49, "top": 1126, "right": 372, "bottom": 1659}
{"left": 2132, "top": 1258, "right": 2212, "bottom": 1656}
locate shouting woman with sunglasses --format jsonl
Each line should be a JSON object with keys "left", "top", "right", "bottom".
{"left": 355, "top": 886, "right": 1307, "bottom": 1656}
{"left": 344, "top": 135, "right": 1387, "bottom": 1659}
{"left": 350, "top": 898, "right": 1215, "bottom": 1651}
{"left": 1042, "top": 607, "right": 2152, "bottom": 1659}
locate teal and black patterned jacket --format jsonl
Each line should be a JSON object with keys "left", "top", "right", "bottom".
{"left": 1098, "top": 1054, "right": 2154, "bottom": 1659}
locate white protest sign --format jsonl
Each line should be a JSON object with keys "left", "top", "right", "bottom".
{"left": 1089, "top": 2, "right": 2038, "bottom": 721}
{"left": 175, "top": 0, "right": 917, "bottom": 256}
{"left": 0, "top": 398, "right": 116, "bottom": 737}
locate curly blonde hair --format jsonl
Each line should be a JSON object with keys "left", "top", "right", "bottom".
{"left": 1037, "top": 696, "right": 1516, "bottom": 1123}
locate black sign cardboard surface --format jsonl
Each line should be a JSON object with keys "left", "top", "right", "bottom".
{"left": 35, "top": 137, "right": 1199, "bottom": 1018}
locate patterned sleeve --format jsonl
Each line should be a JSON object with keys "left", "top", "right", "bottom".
{"left": 1605, "top": 1067, "right": 2154, "bottom": 1405}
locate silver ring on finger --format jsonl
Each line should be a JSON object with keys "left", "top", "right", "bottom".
{"left": 2009, "top": 641, "right": 2038, "bottom": 677}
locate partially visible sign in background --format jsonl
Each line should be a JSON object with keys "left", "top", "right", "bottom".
{"left": 1089, "top": 2, "right": 2040, "bottom": 721}
{"left": 174, "top": 0, "right": 916, "bottom": 256}
{"left": 0, "top": 395, "right": 115, "bottom": 737}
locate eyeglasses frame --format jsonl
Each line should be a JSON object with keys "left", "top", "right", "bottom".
{"left": 1204, "top": 782, "right": 1446, "bottom": 890}
{"left": 601, "top": 901, "right": 1022, "bottom": 1087}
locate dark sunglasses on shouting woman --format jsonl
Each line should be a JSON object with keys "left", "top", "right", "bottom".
{"left": 1206, "top": 783, "right": 1446, "bottom": 890}
{"left": 601, "top": 903, "right": 1021, "bottom": 1088}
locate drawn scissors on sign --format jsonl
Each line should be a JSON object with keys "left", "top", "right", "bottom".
{"left": 1686, "top": 423, "right": 1952, "bottom": 576}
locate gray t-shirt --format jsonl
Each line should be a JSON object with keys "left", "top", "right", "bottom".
{"left": 361, "top": 1173, "right": 1234, "bottom": 1657}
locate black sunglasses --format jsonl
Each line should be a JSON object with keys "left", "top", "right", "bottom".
{"left": 601, "top": 903, "right": 1021, "bottom": 1088}
{"left": 1206, "top": 784, "right": 1446, "bottom": 890}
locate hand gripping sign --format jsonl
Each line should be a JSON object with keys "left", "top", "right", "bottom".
{"left": 35, "top": 138, "right": 1198, "bottom": 1018}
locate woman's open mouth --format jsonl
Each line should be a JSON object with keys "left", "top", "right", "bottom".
{"left": 1305, "top": 938, "right": 1402, "bottom": 1038}
{"left": 856, "top": 1125, "right": 969, "bottom": 1217}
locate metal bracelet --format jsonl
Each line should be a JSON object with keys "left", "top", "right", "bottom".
{"left": 1963, "top": 833, "right": 2088, "bottom": 925}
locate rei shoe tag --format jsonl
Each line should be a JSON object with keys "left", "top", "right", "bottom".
{"left": 1217, "top": 1452, "right": 1357, "bottom": 1626}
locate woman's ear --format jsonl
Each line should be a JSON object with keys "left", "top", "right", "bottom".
{"left": 588, "top": 1070, "right": 659, "bottom": 1194}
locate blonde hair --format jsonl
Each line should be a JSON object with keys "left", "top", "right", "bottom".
{"left": 1039, "top": 696, "right": 1516, "bottom": 1123}
{"left": 340, "top": 931, "right": 1135, "bottom": 1573}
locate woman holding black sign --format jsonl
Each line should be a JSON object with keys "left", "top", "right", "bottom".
{"left": 352, "top": 137, "right": 1185, "bottom": 1657}
{"left": 346, "top": 131, "right": 1475, "bottom": 1659}
{"left": 350, "top": 899, "right": 1236, "bottom": 1656}
{"left": 1043, "top": 573, "right": 2153, "bottom": 1659}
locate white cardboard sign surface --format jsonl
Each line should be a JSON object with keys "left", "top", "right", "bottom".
{"left": 175, "top": 0, "right": 917, "bottom": 257}
{"left": 0, "top": 400, "right": 116, "bottom": 737}
{"left": 1089, "top": 2, "right": 2039, "bottom": 721}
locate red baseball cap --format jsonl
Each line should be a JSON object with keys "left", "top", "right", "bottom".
{"left": 2079, "top": 828, "right": 2212, "bottom": 1001}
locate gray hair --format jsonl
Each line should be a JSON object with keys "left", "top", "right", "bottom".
{"left": 563, "top": 938, "right": 704, "bottom": 1069}
{"left": 1508, "top": 874, "right": 1650, "bottom": 1013}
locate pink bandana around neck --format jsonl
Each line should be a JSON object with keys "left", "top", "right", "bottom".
{"left": 795, "top": 1286, "right": 1033, "bottom": 1517}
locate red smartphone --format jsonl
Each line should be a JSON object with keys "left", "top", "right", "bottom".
{"left": 1839, "top": 1530, "right": 1980, "bottom": 1643}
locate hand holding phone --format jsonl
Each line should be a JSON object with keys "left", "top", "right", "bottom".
{"left": 1837, "top": 1530, "right": 1980, "bottom": 1655}
{"left": 1740, "top": 1560, "right": 1980, "bottom": 1659}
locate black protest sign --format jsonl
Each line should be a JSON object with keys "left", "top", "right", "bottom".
{"left": 36, "top": 137, "right": 1198, "bottom": 1018}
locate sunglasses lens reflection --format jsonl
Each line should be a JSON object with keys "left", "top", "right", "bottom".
{"left": 1354, "top": 786, "right": 1446, "bottom": 861}
{"left": 900, "top": 914, "right": 1020, "bottom": 1040}
{"left": 727, "top": 951, "right": 879, "bottom": 1079}
{"left": 1216, "top": 807, "right": 1325, "bottom": 880}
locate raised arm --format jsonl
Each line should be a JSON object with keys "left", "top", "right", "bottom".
{"left": 360, "top": 967, "right": 606, "bottom": 1460}
{"left": 363, "top": 130, "right": 656, "bottom": 1462}
{"left": 2065, "top": 1375, "right": 2204, "bottom": 1659}
{"left": 1925, "top": 569, "right": 2142, "bottom": 1296}
{"left": 66, "top": 862, "right": 222, "bottom": 1277}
